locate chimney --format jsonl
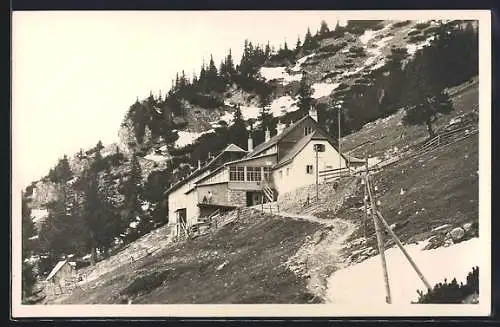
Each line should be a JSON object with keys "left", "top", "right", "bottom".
{"left": 309, "top": 106, "right": 318, "bottom": 122}
{"left": 198, "top": 160, "right": 201, "bottom": 169}
{"left": 248, "top": 136, "right": 254, "bottom": 152}
{"left": 265, "top": 128, "right": 271, "bottom": 142}
{"left": 277, "top": 123, "right": 285, "bottom": 135}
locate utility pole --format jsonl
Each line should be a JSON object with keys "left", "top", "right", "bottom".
{"left": 335, "top": 100, "right": 343, "bottom": 177}
{"left": 313, "top": 144, "right": 325, "bottom": 202}
{"left": 338, "top": 104, "right": 341, "bottom": 173}
{"left": 315, "top": 146, "right": 319, "bottom": 201}
{"left": 366, "top": 173, "right": 392, "bottom": 304}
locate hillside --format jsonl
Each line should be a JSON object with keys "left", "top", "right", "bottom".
{"left": 37, "top": 78, "right": 480, "bottom": 305}
{"left": 49, "top": 209, "right": 326, "bottom": 304}
{"left": 22, "top": 19, "right": 480, "bottom": 305}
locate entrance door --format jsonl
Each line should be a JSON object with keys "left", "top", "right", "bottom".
{"left": 252, "top": 193, "right": 263, "bottom": 206}
{"left": 177, "top": 208, "right": 187, "bottom": 225}
{"left": 246, "top": 192, "right": 253, "bottom": 207}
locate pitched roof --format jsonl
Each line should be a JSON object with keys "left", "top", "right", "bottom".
{"left": 246, "top": 115, "right": 311, "bottom": 158}
{"left": 273, "top": 131, "right": 317, "bottom": 169}
{"left": 164, "top": 143, "right": 246, "bottom": 195}
{"left": 223, "top": 143, "right": 246, "bottom": 152}
{"left": 45, "top": 260, "right": 68, "bottom": 281}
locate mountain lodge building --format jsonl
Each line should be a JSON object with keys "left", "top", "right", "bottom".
{"left": 165, "top": 108, "right": 348, "bottom": 235}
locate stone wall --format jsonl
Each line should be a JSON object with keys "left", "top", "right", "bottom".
{"left": 197, "top": 183, "right": 230, "bottom": 206}
{"left": 228, "top": 189, "right": 247, "bottom": 207}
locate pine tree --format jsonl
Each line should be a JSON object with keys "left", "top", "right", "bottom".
{"left": 228, "top": 105, "right": 249, "bottom": 149}
{"left": 265, "top": 42, "right": 272, "bottom": 58}
{"left": 381, "top": 47, "right": 408, "bottom": 114}
{"left": 119, "top": 155, "right": 143, "bottom": 242}
{"left": 303, "top": 28, "right": 313, "bottom": 49}
{"left": 48, "top": 155, "right": 73, "bottom": 183}
{"left": 297, "top": 73, "right": 314, "bottom": 115}
{"left": 319, "top": 20, "right": 330, "bottom": 36}
{"left": 402, "top": 90, "right": 454, "bottom": 138}
{"left": 208, "top": 54, "right": 218, "bottom": 77}
{"left": 22, "top": 195, "right": 36, "bottom": 300}
{"left": 296, "top": 36, "right": 301, "bottom": 50}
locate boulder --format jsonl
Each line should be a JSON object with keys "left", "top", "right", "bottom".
{"left": 443, "top": 238, "right": 454, "bottom": 247}
{"left": 463, "top": 222, "right": 473, "bottom": 233}
{"left": 450, "top": 227, "right": 465, "bottom": 242}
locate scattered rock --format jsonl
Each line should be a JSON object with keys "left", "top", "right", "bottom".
{"left": 463, "top": 223, "right": 472, "bottom": 232}
{"left": 444, "top": 238, "right": 454, "bottom": 247}
{"left": 450, "top": 227, "right": 465, "bottom": 242}
{"left": 216, "top": 260, "right": 229, "bottom": 271}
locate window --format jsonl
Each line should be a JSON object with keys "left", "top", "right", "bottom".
{"left": 246, "top": 166, "right": 261, "bottom": 181}
{"left": 279, "top": 170, "right": 283, "bottom": 179}
{"left": 306, "top": 165, "right": 314, "bottom": 174}
{"left": 263, "top": 167, "right": 271, "bottom": 181}
{"left": 286, "top": 167, "right": 290, "bottom": 176}
{"left": 304, "top": 126, "right": 313, "bottom": 136}
{"left": 229, "top": 166, "right": 245, "bottom": 181}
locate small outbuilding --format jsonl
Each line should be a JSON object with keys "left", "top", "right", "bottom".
{"left": 44, "top": 259, "right": 77, "bottom": 295}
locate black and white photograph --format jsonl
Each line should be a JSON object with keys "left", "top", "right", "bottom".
{"left": 11, "top": 10, "right": 491, "bottom": 317}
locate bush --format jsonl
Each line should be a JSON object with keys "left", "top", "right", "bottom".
{"left": 393, "top": 20, "right": 411, "bottom": 28}
{"left": 318, "top": 42, "right": 348, "bottom": 54}
{"left": 415, "top": 22, "right": 431, "bottom": 30}
{"left": 416, "top": 266, "right": 479, "bottom": 303}
{"left": 349, "top": 45, "right": 365, "bottom": 55}
{"left": 314, "top": 52, "right": 337, "bottom": 60}
{"left": 408, "top": 34, "right": 428, "bottom": 43}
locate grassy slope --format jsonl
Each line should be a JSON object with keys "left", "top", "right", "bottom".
{"left": 341, "top": 78, "right": 479, "bottom": 159}
{"left": 58, "top": 211, "right": 322, "bottom": 304}
{"left": 324, "top": 80, "right": 479, "bottom": 255}
{"left": 53, "top": 79, "right": 479, "bottom": 305}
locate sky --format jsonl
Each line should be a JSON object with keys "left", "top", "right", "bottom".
{"left": 12, "top": 11, "right": 344, "bottom": 188}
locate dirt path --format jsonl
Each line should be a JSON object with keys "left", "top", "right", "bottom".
{"left": 270, "top": 208, "right": 357, "bottom": 301}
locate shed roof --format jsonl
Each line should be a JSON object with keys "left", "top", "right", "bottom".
{"left": 45, "top": 260, "right": 68, "bottom": 281}
{"left": 164, "top": 143, "right": 246, "bottom": 195}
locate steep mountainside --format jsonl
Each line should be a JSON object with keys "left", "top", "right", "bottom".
{"left": 22, "top": 19, "right": 479, "bottom": 296}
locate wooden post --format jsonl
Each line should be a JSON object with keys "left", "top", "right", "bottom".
{"left": 338, "top": 106, "right": 342, "bottom": 177}
{"left": 375, "top": 211, "right": 432, "bottom": 291}
{"left": 315, "top": 147, "right": 319, "bottom": 202}
{"left": 363, "top": 182, "right": 368, "bottom": 240}
{"left": 366, "top": 175, "right": 392, "bottom": 304}
{"left": 363, "top": 154, "right": 369, "bottom": 239}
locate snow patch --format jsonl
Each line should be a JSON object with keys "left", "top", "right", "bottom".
{"left": 326, "top": 237, "right": 480, "bottom": 304}
{"left": 370, "top": 59, "right": 386, "bottom": 71}
{"left": 291, "top": 54, "right": 315, "bottom": 72}
{"left": 359, "top": 29, "right": 376, "bottom": 45}
{"left": 432, "top": 224, "right": 451, "bottom": 232}
{"left": 144, "top": 153, "right": 169, "bottom": 162}
{"left": 269, "top": 96, "right": 298, "bottom": 116}
{"left": 407, "top": 35, "right": 436, "bottom": 55}
{"left": 240, "top": 105, "right": 261, "bottom": 120}
{"left": 311, "top": 83, "right": 340, "bottom": 99}
{"left": 374, "top": 36, "right": 394, "bottom": 49}
{"left": 260, "top": 66, "right": 302, "bottom": 84}
{"left": 31, "top": 208, "right": 48, "bottom": 222}
{"left": 175, "top": 130, "right": 214, "bottom": 148}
